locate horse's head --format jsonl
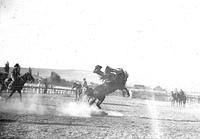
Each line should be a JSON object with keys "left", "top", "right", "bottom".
{"left": 26, "top": 72, "right": 35, "bottom": 83}
{"left": 72, "top": 82, "right": 81, "bottom": 89}
{"left": 23, "top": 68, "right": 35, "bottom": 83}
{"left": 72, "top": 83, "right": 76, "bottom": 89}
{"left": 72, "top": 82, "right": 78, "bottom": 89}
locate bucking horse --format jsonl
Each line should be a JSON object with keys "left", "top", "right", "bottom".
{"left": 0, "top": 68, "right": 35, "bottom": 102}
{"left": 88, "top": 65, "right": 130, "bottom": 109}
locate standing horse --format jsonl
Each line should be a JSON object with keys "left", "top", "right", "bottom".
{"left": 0, "top": 71, "right": 9, "bottom": 90}
{"left": 3, "top": 70, "right": 35, "bottom": 102}
{"left": 178, "top": 90, "right": 187, "bottom": 107}
{"left": 90, "top": 67, "right": 129, "bottom": 109}
{"left": 72, "top": 83, "right": 82, "bottom": 101}
{"left": 171, "top": 91, "right": 178, "bottom": 107}
{"left": 171, "top": 90, "right": 187, "bottom": 107}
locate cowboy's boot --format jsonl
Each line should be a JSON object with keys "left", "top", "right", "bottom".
{"left": 8, "top": 81, "right": 14, "bottom": 90}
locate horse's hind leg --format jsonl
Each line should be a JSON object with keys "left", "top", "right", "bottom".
{"left": 6, "top": 90, "right": 15, "bottom": 102}
{"left": 78, "top": 91, "right": 82, "bottom": 101}
{"left": 0, "top": 85, "right": 3, "bottom": 95}
{"left": 123, "top": 88, "right": 130, "bottom": 97}
{"left": 88, "top": 96, "right": 91, "bottom": 102}
{"left": 96, "top": 96, "right": 105, "bottom": 109}
{"left": 171, "top": 100, "right": 174, "bottom": 107}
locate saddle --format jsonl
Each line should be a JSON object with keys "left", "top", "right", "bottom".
{"left": 9, "top": 76, "right": 23, "bottom": 88}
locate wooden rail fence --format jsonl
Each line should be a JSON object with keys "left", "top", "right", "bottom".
{"left": 14, "top": 84, "right": 200, "bottom": 103}
{"left": 22, "top": 84, "right": 75, "bottom": 95}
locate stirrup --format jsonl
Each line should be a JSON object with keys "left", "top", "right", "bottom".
{"left": 8, "top": 84, "right": 12, "bottom": 90}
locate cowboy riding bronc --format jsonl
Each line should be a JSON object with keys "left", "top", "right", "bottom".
{"left": 93, "top": 65, "right": 123, "bottom": 84}
{"left": 90, "top": 65, "right": 130, "bottom": 109}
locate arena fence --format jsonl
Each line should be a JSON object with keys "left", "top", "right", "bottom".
{"left": 22, "top": 83, "right": 75, "bottom": 96}
{"left": 18, "top": 84, "right": 200, "bottom": 103}
{"left": 129, "top": 89, "right": 200, "bottom": 103}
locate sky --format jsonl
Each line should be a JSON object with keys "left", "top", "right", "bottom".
{"left": 1, "top": 0, "right": 200, "bottom": 91}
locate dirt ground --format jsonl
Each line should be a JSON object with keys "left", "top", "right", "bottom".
{"left": 0, "top": 93, "right": 200, "bottom": 139}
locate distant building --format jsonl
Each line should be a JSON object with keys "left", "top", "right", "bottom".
{"left": 153, "top": 86, "right": 166, "bottom": 92}
{"left": 134, "top": 84, "right": 146, "bottom": 89}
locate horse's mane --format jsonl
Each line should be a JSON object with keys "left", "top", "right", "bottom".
{"left": 21, "top": 72, "right": 29, "bottom": 78}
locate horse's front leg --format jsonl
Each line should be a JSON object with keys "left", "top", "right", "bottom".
{"left": 171, "top": 99, "right": 174, "bottom": 107}
{"left": 75, "top": 90, "right": 78, "bottom": 101}
{"left": 18, "top": 90, "right": 22, "bottom": 102}
{"left": 78, "top": 90, "right": 83, "bottom": 101}
{"left": 89, "top": 97, "right": 96, "bottom": 106}
{"left": 0, "top": 84, "right": 4, "bottom": 94}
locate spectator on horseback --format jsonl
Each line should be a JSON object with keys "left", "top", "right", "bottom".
{"left": 8, "top": 63, "right": 21, "bottom": 89}
{"left": 180, "top": 89, "right": 185, "bottom": 96}
{"left": 0, "top": 61, "right": 10, "bottom": 83}
{"left": 174, "top": 88, "right": 178, "bottom": 95}
{"left": 4, "top": 61, "right": 10, "bottom": 74}
{"left": 83, "top": 78, "right": 88, "bottom": 87}
{"left": 82, "top": 78, "right": 88, "bottom": 92}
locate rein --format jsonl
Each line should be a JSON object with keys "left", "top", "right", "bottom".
{"left": 9, "top": 73, "right": 32, "bottom": 88}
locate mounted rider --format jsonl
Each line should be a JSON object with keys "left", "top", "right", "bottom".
{"left": 8, "top": 63, "right": 21, "bottom": 89}
{"left": 83, "top": 78, "right": 88, "bottom": 88}
{"left": 82, "top": 78, "right": 88, "bottom": 92}
{"left": 4, "top": 61, "right": 10, "bottom": 74}
{"left": 179, "top": 89, "right": 185, "bottom": 97}
{"left": 0, "top": 61, "right": 10, "bottom": 84}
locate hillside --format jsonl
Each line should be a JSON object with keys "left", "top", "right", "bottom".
{"left": 0, "top": 67, "right": 101, "bottom": 84}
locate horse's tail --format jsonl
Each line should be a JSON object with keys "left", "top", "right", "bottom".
{"left": 124, "top": 70, "right": 129, "bottom": 80}
{"left": 121, "top": 69, "right": 129, "bottom": 85}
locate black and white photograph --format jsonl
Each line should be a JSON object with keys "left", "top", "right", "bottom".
{"left": 1, "top": 0, "right": 200, "bottom": 138}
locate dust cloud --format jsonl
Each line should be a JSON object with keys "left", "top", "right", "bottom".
{"left": 57, "top": 102, "right": 102, "bottom": 117}
{"left": 0, "top": 94, "right": 46, "bottom": 115}
{"left": 0, "top": 94, "right": 123, "bottom": 117}
{"left": 57, "top": 101, "right": 123, "bottom": 117}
